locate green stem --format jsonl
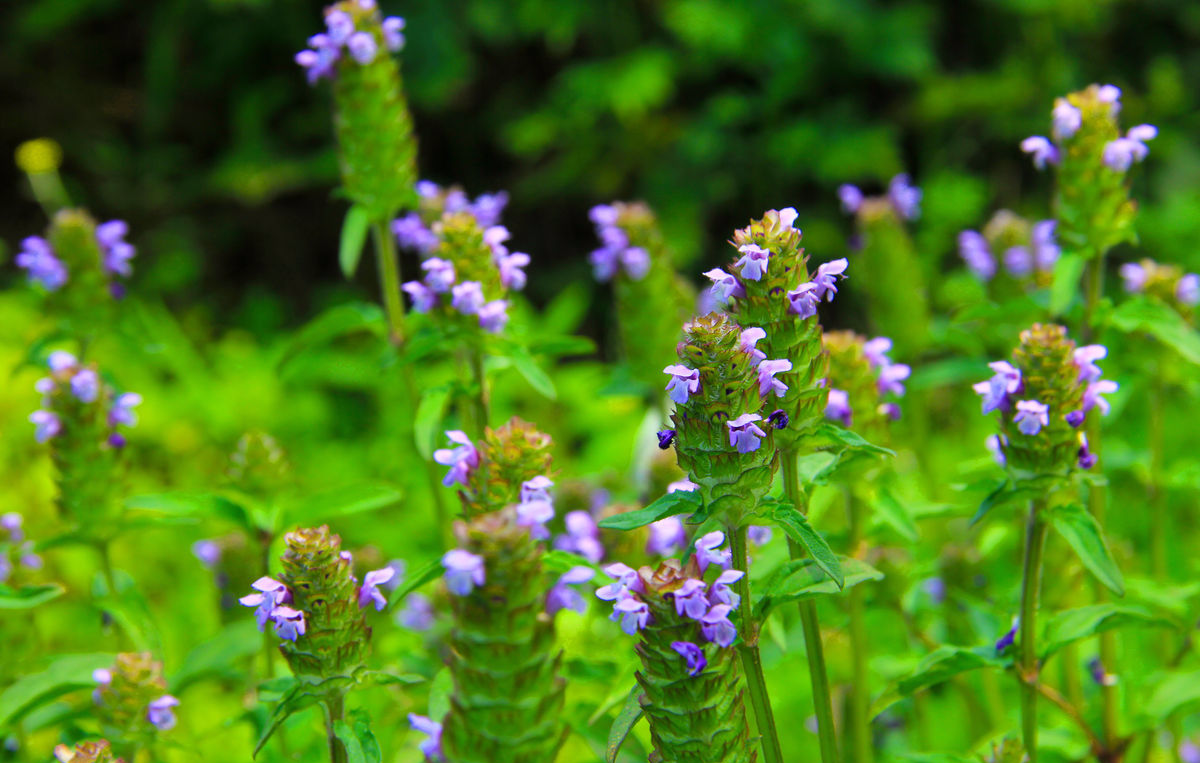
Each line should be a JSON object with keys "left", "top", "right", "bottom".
{"left": 844, "top": 489, "right": 872, "bottom": 763}
{"left": 324, "top": 693, "right": 347, "bottom": 763}
{"left": 782, "top": 452, "right": 842, "bottom": 763}
{"left": 1018, "top": 503, "right": 1049, "bottom": 762}
{"left": 1148, "top": 371, "right": 1166, "bottom": 581}
{"left": 470, "top": 346, "right": 489, "bottom": 433}
{"left": 729, "top": 525, "right": 784, "bottom": 763}
{"left": 1081, "top": 255, "right": 1104, "bottom": 342}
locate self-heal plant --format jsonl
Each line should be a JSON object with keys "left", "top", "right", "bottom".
{"left": 433, "top": 418, "right": 554, "bottom": 517}
{"left": 957, "top": 210, "right": 1060, "bottom": 288}
{"left": 90, "top": 653, "right": 178, "bottom": 758}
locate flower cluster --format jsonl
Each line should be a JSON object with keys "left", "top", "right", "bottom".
{"left": 16, "top": 216, "right": 136, "bottom": 295}
{"left": 432, "top": 419, "right": 555, "bottom": 517}
{"left": 974, "top": 324, "right": 1116, "bottom": 474}
{"left": 838, "top": 174, "right": 922, "bottom": 221}
{"left": 1120, "top": 258, "right": 1200, "bottom": 310}
{"left": 91, "top": 653, "right": 179, "bottom": 736}
{"left": 958, "top": 211, "right": 1060, "bottom": 282}
{"left": 295, "top": 1, "right": 405, "bottom": 84}
{"left": 1022, "top": 85, "right": 1156, "bottom": 173}
{"left": 53, "top": 740, "right": 123, "bottom": 763}
{"left": 29, "top": 351, "right": 140, "bottom": 447}
{"left": 408, "top": 714, "right": 444, "bottom": 762}
{"left": 822, "top": 333, "right": 910, "bottom": 429}
{"left": 393, "top": 180, "right": 511, "bottom": 251}
{"left": 0, "top": 512, "right": 43, "bottom": 583}
{"left": 587, "top": 202, "right": 652, "bottom": 282}
{"left": 553, "top": 509, "right": 604, "bottom": 563}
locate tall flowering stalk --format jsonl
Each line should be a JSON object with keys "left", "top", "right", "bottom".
{"left": 433, "top": 418, "right": 553, "bottom": 518}
{"left": 700, "top": 209, "right": 846, "bottom": 762}
{"left": 595, "top": 548, "right": 756, "bottom": 762}
{"left": 958, "top": 210, "right": 1061, "bottom": 290}
{"left": 90, "top": 653, "right": 179, "bottom": 759}
{"left": 588, "top": 201, "right": 693, "bottom": 401}
{"left": 974, "top": 323, "right": 1116, "bottom": 761}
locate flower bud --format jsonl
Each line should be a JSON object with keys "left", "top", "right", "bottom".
{"left": 92, "top": 653, "right": 177, "bottom": 744}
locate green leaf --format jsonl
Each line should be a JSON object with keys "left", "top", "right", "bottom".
{"left": 870, "top": 488, "right": 919, "bottom": 542}
{"left": 334, "top": 720, "right": 367, "bottom": 763}
{"left": 254, "top": 684, "right": 322, "bottom": 757}
{"left": 276, "top": 301, "right": 386, "bottom": 372}
{"left": 597, "top": 489, "right": 703, "bottom": 531}
{"left": 872, "top": 646, "right": 1008, "bottom": 716}
{"left": 1040, "top": 604, "right": 1171, "bottom": 659}
{"left": 812, "top": 422, "right": 895, "bottom": 456}
{"left": 0, "top": 653, "right": 115, "bottom": 728}
{"left": 606, "top": 685, "right": 645, "bottom": 763}
{"left": 1138, "top": 670, "right": 1200, "bottom": 726}
{"left": 1109, "top": 296, "right": 1200, "bottom": 365}
{"left": 542, "top": 549, "right": 603, "bottom": 575}
{"left": 414, "top": 385, "right": 453, "bottom": 458}
{"left": 340, "top": 708, "right": 382, "bottom": 763}
{"left": 353, "top": 670, "right": 424, "bottom": 688}
{"left": 769, "top": 503, "right": 844, "bottom": 588}
{"left": 171, "top": 620, "right": 262, "bottom": 693}
{"left": 339, "top": 205, "right": 371, "bottom": 279}
{"left": 509, "top": 346, "right": 557, "bottom": 399}
{"left": 1047, "top": 503, "right": 1124, "bottom": 596}
{"left": 125, "top": 491, "right": 250, "bottom": 528}
{"left": 284, "top": 483, "right": 403, "bottom": 527}
{"left": 0, "top": 583, "right": 65, "bottom": 610}
{"left": 755, "top": 557, "right": 883, "bottom": 620}
{"left": 1049, "top": 252, "right": 1086, "bottom": 315}
{"left": 384, "top": 558, "right": 443, "bottom": 613}
{"left": 428, "top": 669, "right": 453, "bottom": 721}
{"left": 969, "top": 480, "right": 1034, "bottom": 527}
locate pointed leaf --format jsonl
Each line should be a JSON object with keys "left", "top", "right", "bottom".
{"left": 414, "top": 385, "right": 453, "bottom": 458}
{"left": 1049, "top": 252, "right": 1086, "bottom": 315}
{"left": 870, "top": 489, "right": 919, "bottom": 542}
{"left": 0, "top": 653, "right": 115, "bottom": 728}
{"left": 1109, "top": 296, "right": 1200, "bottom": 365}
{"left": 284, "top": 483, "right": 403, "bottom": 527}
{"left": 1139, "top": 670, "right": 1200, "bottom": 726}
{"left": 872, "top": 646, "right": 1008, "bottom": 716}
{"left": 384, "top": 558, "right": 443, "bottom": 613}
{"left": 970, "top": 480, "right": 1034, "bottom": 527}
{"left": 428, "top": 669, "right": 453, "bottom": 721}
{"left": 755, "top": 557, "right": 882, "bottom": 620}
{"left": 1040, "top": 604, "right": 1171, "bottom": 659}
{"left": 597, "top": 489, "right": 703, "bottom": 531}
{"left": 254, "top": 685, "right": 321, "bottom": 757}
{"left": 171, "top": 620, "right": 262, "bottom": 693}
{"left": 0, "top": 583, "right": 65, "bottom": 610}
{"left": 606, "top": 685, "right": 645, "bottom": 763}
{"left": 339, "top": 204, "right": 372, "bottom": 279}
{"left": 125, "top": 491, "right": 250, "bottom": 528}
{"left": 1048, "top": 503, "right": 1124, "bottom": 596}
{"left": 769, "top": 503, "right": 844, "bottom": 588}
{"left": 510, "top": 346, "right": 557, "bottom": 399}
{"left": 813, "top": 422, "right": 895, "bottom": 456}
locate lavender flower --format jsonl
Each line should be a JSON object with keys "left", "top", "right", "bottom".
{"left": 700, "top": 604, "right": 737, "bottom": 647}
{"left": 612, "top": 593, "right": 651, "bottom": 634}
{"left": 667, "top": 479, "right": 697, "bottom": 493}
{"left": 403, "top": 281, "right": 438, "bottom": 312}
{"left": 694, "top": 531, "right": 731, "bottom": 573}
{"left": 958, "top": 230, "right": 995, "bottom": 280}
{"left": 477, "top": 300, "right": 509, "bottom": 333}
{"left": 451, "top": 281, "right": 485, "bottom": 315}
{"left": 663, "top": 365, "right": 700, "bottom": 405}
{"left": 588, "top": 247, "right": 619, "bottom": 282}
{"left": 146, "top": 695, "right": 179, "bottom": 731}
{"left": 546, "top": 566, "right": 595, "bottom": 615}
{"left": 739, "top": 327, "right": 767, "bottom": 365}
{"left": 1052, "top": 100, "right": 1082, "bottom": 140}
{"left": 1004, "top": 246, "right": 1033, "bottom": 278}
{"left": 595, "top": 562, "right": 644, "bottom": 601}
{"left": 239, "top": 576, "right": 291, "bottom": 630}
{"left": 735, "top": 244, "right": 770, "bottom": 281}
{"left": 555, "top": 511, "right": 604, "bottom": 563}
{"left": 973, "top": 361, "right": 1022, "bottom": 414}
{"left": 1178, "top": 274, "right": 1200, "bottom": 305}
{"left": 1073, "top": 345, "right": 1107, "bottom": 383}
{"left": 1, "top": 513, "right": 23, "bottom": 543}
{"left": 397, "top": 593, "right": 434, "bottom": 631}
{"left": 887, "top": 174, "right": 922, "bottom": 220}
{"left": 837, "top": 184, "right": 863, "bottom": 214}
{"left": 421, "top": 258, "right": 456, "bottom": 292}
{"left": 877, "top": 363, "right": 911, "bottom": 397}
{"left": 672, "top": 579, "right": 710, "bottom": 620}
{"left": 756, "top": 359, "right": 792, "bottom": 398}
{"left": 393, "top": 214, "right": 439, "bottom": 252}
{"left": 382, "top": 16, "right": 405, "bottom": 51}
{"left": 657, "top": 429, "right": 676, "bottom": 449}
{"left": 346, "top": 31, "right": 376, "bottom": 64}
{"left": 1180, "top": 741, "right": 1200, "bottom": 763}
{"left": 516, "top": 498, "right": 555, "bottom": 540}
{"left": 1097, "top": 84, "right": 1122, "bottom": 112}
{"left": 825, "top": 389, "right": 852, "bottom": 426}
{"left": 29, "top": 410, "right": 61, "bottom": 443}
{"left": 707, "top": 569, "right": 745, "bottom": 609}
{"left": 271, "top": 606, "right": 307, "bottom": 641}
{"left": 442, "top": 549, "right": 485, "bottom": 595}
{"left": 1078, "top": 433, "right": 1097, "bottom": 470}
{"left": 15, "top": 236, "right": 67, "bottom": 291}
{"left": 812, "top": 259, "right": 849, "bottom": 302}
{"left": 96, "top": 220, "right": 135, "bottom": 277}
{"left": 1082, "top": 380, "right": 1118, "bottom": 416}
{"left": 521, "top": 475, "right": 554, "bottom": 504}
{"left": 192, "top": 540, "right": 220, "bottom": 569}
{"left": 1119, "top": 262, "right": 1146, "bottom": 293}
{"left": 408, "top": 714, "right": 445, "bottom": 762}
{"left": 621, "top": 247, "right": 651, "bottom": 280}
{"left": 786, "top": 282, "right": 820, "bottom": 319}
{"left": 747, "top": 525, "right": 773, "bottom": 546}
{"left": 108, "top": 392, "right": 142, "bottom": 428}
{"left": 671, "top": 641, "right": 708, "bottom": 676}
{"left": 727, "top": 413, "right": 766, "bottom": 453}
{"left": 922, "top": 577, "right": 947, "bottom": 605}
{"left": 1020, "top": 136, "right": 1059, "bottom": 169}
{"left": 357, "top": 567, "right": 396, "bottom": 610}
{"left": 1102, "top": 139, "right": 1140, "bottom": 172}
{"left": 985, "top": 434, "right": 1007, "bottom": 466}
{"left": 295, "top": 35, "right": 340, "bottom": 85}
{"left": 470, "top": 191, "right": 508, "bottom": 228}
{"left": 704, "top": 268, "right": 744, "bottom": 303}
{"left": 1032, "top": 220, "right": 1060, "bottom": 271}
{"left": 1014, "top": 400, "right": 1050, "bottom": 435}
{"left": 325, "top": 9, "right": 355, "bottom": 44}
{"left": 92, "top": 668, "right": 111, "bottom": 704}
{"left": 433, "top": 430, "right": 479, "bottom": 487}
{"left": 646, "top": 516, "right": 687, "bottom": 556}
{"left": 70, "top": 369, "right": 99, "bottom": 403}
{"left": 496, "top": 252, "right": 530, "bottom": 290}
{"left": 863, "top": 336, "right": 892, "bottom": 369}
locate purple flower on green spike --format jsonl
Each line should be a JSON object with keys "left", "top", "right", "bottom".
{"left": 1083, "top": 380, "right": 1117, "bottom": 416}
{"left": 433, "top": 430, "right": 479, "bottom": 486}
{"left": 325, "top": 9, "right": 354, "bottom": 44}
{"left": 1032, "top": 220, "right": 1060, "bottom": 271}
{"left": 402, "top": 281, "right": 437, "bottom": 312}
{"left": 1078, "top": 433, "right": 1097, "bottom": 470}
{"left": 663, "top": 364, "right": 700, "bottom": 404}
{"left": 29, "top": 410, "right": 61, "bottom": 442}
{"left": 1052, "top": 100, "right": 1082, "bottom": 139}
{"left": 748, "top": 525, "right": 773, "bottom": 545}
{"left": 672, "top": 579, "right": 709, "bottom": 620}
{"left": 497, "top": 251, "right": 530, "bottom": 290}
{"left": 1073, "top": 345, "right": 1107, "bottom": 383}
{"left": 812, "top": 258, "right": 848, "bottom": 301}
{"left": 958, "top": 230, "right": 995, "bottom": 280}
{"left": 107, "top": 392, "right": 142, "bottom": 428}
{"left": 739, "top": 327, "right": 767, "bottom": 365}
{"left": 358, "top": 567, "right": 396, "bottom": 610}
{"left": 995, "top": 618, "right": 1018, "bottom": 653}
{"left": 192, "top": 540, "right": 220, "bottom": 569}
{"left": 767, "top": 409, "right": 789, "bottom": 429}
{"left": 1014, "top": 399, "right": 1049, "bottom": 435}
{"left": 421, "top": 258, "right": 455, "bottom": 293}
{"left": 1004, "top": 246, "right": 1033, "bottom": 277}
{"left": 986, "top": 434, "right": 1007, "bottom": 466}
{"left": 1098, "top": 84, "right": 1122, "bottom": 111}
{"left": 1119, "top": 262, "right": 1146, "bottom": 293}
{"left": 974, "top": 361, "right": 1021, "bottom": 414}
{"left": 708, "top": 569, "right": 744, "bottom": 609}
{"left": 704, "top": 268, "right": 744, "bottom": 303}
{"left": 393, "top": 213, "right": 438, "bottom": 252}
{"left": 1102, "top": 139, "right": 1139, "bottom": 172}
{"left": 1124, "top": 124, "right": 1157, "bottom": 159}
{"left": 295, "top": 44, "right": 339, "bottom": 85}
{"left": 239, "top": 576, "right": 290, "bottom": 630}
{"left": 70, "top": 369, "right": 99, "bottom": 403}
{"left": 621, "top": 247, "right": 651, "bottom": 280}
{"left": 408, "top": 713, "right": 445, "bottom": 762}
{"left": 478, "top": 300, "right": 509, "bottom": 333}
{"left": 646, "top": 516, "right": 686, "bottom": 556}
{"left": 516, "top": 498, "right": 555, "bottom": 540}
{"left": 147, "top": 695, "right": 179, "bottom": 731}
{"left": 727, "top": 413, "right": 766, "bottom": 453}
{"left": 48, "top": 351, "right": 77, "bottom": 373}
{"left": 2, "top": 513, "right": 23, "bottom": 543}
{"left": 863, "top": 336, "right": 892, "bottom": 369}
{"left": 735, "top": 244, "right": 769, "bottom": 281}
{"left": 878, "top": 362, "right": 911, "bottom": 397}
{"left": 825, "top": 389, "right": 851, "bottom": 426}
{"left": 838, "top": 184, "right": 863, "bottom": 214}
{"left": 695, "top": 531, "right": 731, "bottom": 573}
{"left": 700, "top": 604, "right": 737, "bottom": 647}
{"left": 471, "top": 191, "right": 508, "bottom": 228}
{"left": 1021, "top": 136, "right": 1059, "bottom": 169}
{"left": 382, "top": 16, "right": 405, "bottom": 51}
{"left": 16, "top": 236, "right": 68, "bottom": 291}
{"left": 547, "top": 566, "right": 595, "bottom": 615}
{"left": 597, "top": 562, "right": 645, "bottom": 600}
{"left": 589, "top": 247, "right": 619, "bottom": 282}
{"left": 1065, "top": 409, "right": 1085, "bottom": 428}
{"left": 451, "top": 281, "right": 485, "bottom": 315}
{"left": 757, "top": 358, "right": 792, "bottom": 398}
{"left": 671, "top": 641, "right": 708, "bottom": 676}
{"left": 667, "top": 479, "right": 697, "bottom": 493}
{"left": 521, "top": 475, "right": 553, "bottom": 504}
{"left": 656, "top": 429, "right": 676, "bottom": 449}
{"left": 1178, "top": 274, "right": 1200, "bottom": 305}
{"left": 442, "top": 549, "right": 485, "bottom": 595}
{"left": 888, "top": 174, "right": 922, "bottom": 220}
{"left": 612, "top": 593, "right": 651, "bottom": 634}
{"left": 555, "top": 511, "right": 604, "bottom": 563}
{"left": 397, "top": 593, "right": 434, "bottom": 631}
{"left": 271, "top": 606, "right": 306, "bottom": 641}
{"left": 786, "top": 281, "right": 820, "bottom": 319}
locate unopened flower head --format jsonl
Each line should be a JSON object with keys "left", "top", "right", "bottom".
{"left": 822, "top": 331, "right": 910, "bottom": 432}
{"left": 91, "top": 653, "right": 177, "bottom": 738}
{"left": 1117, "top": 257, "right": 1200, "bottom": 313}
{"left": 295, "top": 2, "right": 407, "bottom": 84}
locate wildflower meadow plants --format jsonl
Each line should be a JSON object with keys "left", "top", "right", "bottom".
{"left": 4, "top": 5, "right": 1200, "bottom": 763}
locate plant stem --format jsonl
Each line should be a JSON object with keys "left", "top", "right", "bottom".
{"left": 844, "top": 489, "right": 872, "bottom": 763}
{"left": 1148, "top": 370, "right": 1166, "bottom": 581}
{"left": 782, "top": 452, "right": 842, "bottom": 763}
{"left": 1018, "top": 503, "right": 1049, "bottom": 762}
{"left": 729, "top": 524, "right": 784, "bottom": 763}
{"left": 324, "top": 693, "right": 347, "bottom": 763}
{"left": 470, "top": 346, "right": 489, "bottom": 433}
{"left": 1081, "top": 255, "right": 1104, "bottom": 341}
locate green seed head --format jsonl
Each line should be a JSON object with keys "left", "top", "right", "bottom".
{"left": 461, "top": 418, "right": 554, "bottom": 518}
{"left": 824, "top": 331, "right": 894, "bottom": 435}
{"left": 1003, "top": 324, "right": 1087, "bottom": 476}
{"left": 94, "top": 653, "right": 168, "bottom": 742}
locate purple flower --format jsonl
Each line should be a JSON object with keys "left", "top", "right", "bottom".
{"left": 96, "top": 220, "right": 135, "bottom": 277}
{"left": 1004, "top": 246, "right": 1033, "bottom": 278}
{"left": 1066, "top": 409, "right": 1085, "bottom": 428}
{"left": 1119, "top": 262, "right": 1146, "bottom": 293}
{"left": 482, "top": 225, "right": 511, "bottom": 256}
{"left": 442, "top": 549, "right": 485, "bottom": 596}
{"left": 1097, "top": 84, "right": 1122, "bottom": 113}
{"left": 973, "top": 361, "right": 1021, "bottom": 414}
{"left": 94, "top": 219, "right": 127, "bottom": 245}
{"left": 612, "top": 593, "right": 651, "bottom": 634}
{"left": 521, "top": 475, "right": 554, "bottom": 504}
{"left": 748, "top": 525, "right": 773, "bottom": 546}
{"left": 739, "top": 327, "right": 767, "bottom": 365}
{"left": 757, "top": 358, "right": 792, "bottom": 398}
{"left": 621, "top": 247, "right": 651, "bottom": 280}
{"left": 700, "top": 604, "right": 738, "bottom": 647}
{"left": 29, "top": 410, "right": 61, "bottom": 443}
{"left": 1078, "top": 433, "right": 1097, "bottom": 470}
{"left": 727, "top": 413, "right": 767, "bottom": 454}
{"left": 192, "top": 540, "right": 220, "bottom": 569}
{"left": 777, "top": 207, "right": 800, "bottom": 230}
{"left": 646, "top": 516, "right": 686, "bottom": 556}
{"left": 922, "top": 577, "right": 947, "bottom": 605}
{"left": 16, "top": 236, "right": 68, "bottom": 291}
{"left": 408, "top": 714, "right": 444, "bottom": 762}
{"left": 704, "top": 268, "right": 744, "bottom": 303}
{"left": 1177, "top": 274, "right": 1200, "bottom": 306}
{"left": 672, "top": 579, "right": 710, "bottom": 620}
{"left": 671, "top": 641, "right": 707, "bottom": 676}
{"left": 382, "top": 16, "right": 406, "bottom": 51}
{"left": 451, "top": 281, "right": 485, "bottom": 315}
{"left": 825, "top": 389, "right": 851, "bottom": 426}
{"left": 1102, "top": 138, "right": 1140, "bottom": 172}
{"left": 958, "top": 230, "right": 995, "bottom": 280}
{"left": 986, "top": 434, "right": 1007, "bottom": 466}
{"left": 1073, "top": 345, "right": 1107, "bottom": 383}
{"left": 497, "top": 252, "right": 530, "bottom": 290}
{"left": 1021, "top": 136, "right": 1059, "bottom": 169}
{"left": 880, "top": 401, "right": 902, "bottom": 420}
{"left": 664, "top": 364, "right": 700, "bottom": 405}
{"left": 0, "top": 558, "right": 9, "bottom": 584}
{"left": 402, "top": 281, "right": 438, "bottom": 312}
{"left": 667, "top": 479, "right": 697, "bottom": 494}
{"left": 596, "top": 562, "right": 644, "bottom": 600}
{"left": 1123, "top": 124, "right": 1157, "bottom": 162}
{"left": 546, "top": 566, "right": 595, "bottom": 615}
{"left": 735, "top": 244, "right": 770, "bottom": 281}
{"left": 516, "top": 498, "right": 555, "bottom": 540}
{"left": 888, "top": 174, "right": 922, "bottom": 220}
{"left": 295, "top": 43, "right": 339, "bottom": 85}
{"left": 271, "top": 606, "right": 306, "bottom": 641}
{"left": 1180, "top": 741, "right": 1200, "bottom": 763}
{"left": 708, "top": 569, "right": 745, "bottom": 609}
{"left": 478, "top": 300, "right": 509, "bottom": 333}
{"left": 812, "top": 258, "right": 849, "bottom": 302}
{"left": 767, "top": 409, "right": 789, "bottom": 429}
{"left": 695, "top": 531, "right": 731, "bottom": 573}
{"left": 421, "top": 258, "right": 456, "bottom": 293}
{"left": 325, "top": 9, "right": 354, "bottom": 44}
{"left": 109, "top": 392, "right": 142, "bottom": 428}
{"left": 995, "top": 618, "right": 1018, "bottom": 653}
{"left": 1, "top": 513, "right": 23, "bottom": 543}
{"left": 837, "top": 184, "right": 863, "bottom": 215}
{"left": 786, "top": 282, "right": 819, "bottom": 319}
{"left": 357, "top": 567, "right": 396, "bottom": 610}
{"left": 589, "top": 247, "right": 620, "bottom": 282}
{"left": 397, "top": 593, "right": 434, "bottom": 631}
{"left": 877, "top": 363, "right": 911, "bottom": 398}
{"left": 433, "top": 430, "right": 479, "bottom": 487}
{"left": 863, "top": 337, "right": 892, "bottom": 369}
{"left": 1052, "top": 101, "right": 1082, "bottom": 140}
{"left": 555, "top": 511, "right": 604, "bottom": 563}
{"left": 1032, "top": 220, "right": 1060, "bottom": 271}
{"left": 1014, "top": 399, "right": 1050, "bottom": 435}
{"left": 589, "top": 204, "right": 619, "bottom": 226}
{"left": 147, "top": 695, "right": 179, "bottom": 731}
{"left": 471, "top": 191, "right": 509, "bottom": 228}
{"left": 48, "top": 350, "right": 77, "bottom": 373}
{"left": 20, "top": 552, "right": 42, "bottom": 570}
{"left": 1083, "top": 380, "right": 1118, "bottom": 416}
{"left": 69, "top": 369, "right": 99, "bottom": 403}
{"left": 392, "top": 213, "right": 438, "bottom": 252}
{"left": 657, "top": 429, "right": 676, "bottom": 449}
{"left": 239, "top": 576, "right": 291, "bottom": 630}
